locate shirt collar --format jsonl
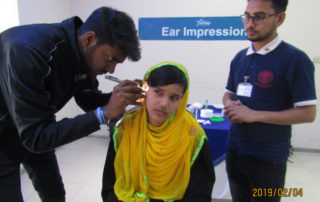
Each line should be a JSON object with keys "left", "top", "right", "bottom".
{"left": 246, "top": 35, "right": 282, "bottom": 56}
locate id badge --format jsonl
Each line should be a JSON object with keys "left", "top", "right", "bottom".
{"left": 236, "top": 82, "right": 253, "bottom": 97}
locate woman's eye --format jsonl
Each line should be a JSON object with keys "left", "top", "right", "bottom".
{"left": 171, "top": 96, "right": 179, "bottom": 101}
{"left": 154, "top": 89, "right": 161, "bottom": 94}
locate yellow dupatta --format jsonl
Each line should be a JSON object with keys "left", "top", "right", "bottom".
{"left": 113, "top": 62, "right": 207, "bottom": 201}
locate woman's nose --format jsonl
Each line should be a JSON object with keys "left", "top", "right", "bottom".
{"left": 159, "top": 97, "right": 169, "bottom": 108}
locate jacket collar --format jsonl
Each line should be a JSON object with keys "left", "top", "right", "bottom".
{"left": 60, "top": 17, "right": 90, "bottom": 74}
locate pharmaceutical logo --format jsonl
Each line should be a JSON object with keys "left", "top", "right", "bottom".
{"left": 196, "top": 19, "right": 211, "bottom": 27}
{"left": 256, "top": 70, "right": 273, "bottom": 88}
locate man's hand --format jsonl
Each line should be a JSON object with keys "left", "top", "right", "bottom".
{"left": 133, "top": 79, "right": 143, "bottom": 87}
{"left": 224, "top": 100, "right": 258, "bottom": 123}
{"left": 103, "top": 80, "right": 146, "bottom": 120}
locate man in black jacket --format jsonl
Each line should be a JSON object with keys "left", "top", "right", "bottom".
{"left": 0, "top": 7, "right": 143, "bottom": 202}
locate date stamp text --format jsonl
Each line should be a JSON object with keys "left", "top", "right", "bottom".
{"left": 252, "top": 188, "right": 303, "bottom": 197}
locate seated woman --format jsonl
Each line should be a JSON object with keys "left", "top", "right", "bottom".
{"left": 102, "top": 61, "right": 215, "bottom": 202}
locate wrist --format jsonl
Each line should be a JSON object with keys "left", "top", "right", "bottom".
{"left": 103, "top": 107, "right": 112, "bottom": 121}
{"left": 96, "top": 107, "right": 110, "bottom": 125}
{"left": 253, "top": 110, "right": 263, "bottom": 123}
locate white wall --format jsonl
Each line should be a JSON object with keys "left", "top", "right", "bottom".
{"left": 16, "top": 0, "right": 320, "bottom": 149}
{"left": 0, "top": 0, "right": 19, "bottom": 32}
{"left": 18, "top": 0, "right": 71, "bottom": 24}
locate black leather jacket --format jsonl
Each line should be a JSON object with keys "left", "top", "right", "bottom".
{"left": 0, "top": 17, "right": 110, "bottom": 152}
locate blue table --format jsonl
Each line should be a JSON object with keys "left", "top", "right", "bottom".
{"left": 195, "top": 105, "right": 231, "bottom": 166}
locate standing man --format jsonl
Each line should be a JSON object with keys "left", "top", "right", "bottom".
{"left": 223, "top": 0, "right": 316, "bottom": 201}
{"left": 0, "top": 7, "right": 144, "bottom": 202}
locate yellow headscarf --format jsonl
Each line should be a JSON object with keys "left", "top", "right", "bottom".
{"left": 113, "top": 62, "right": 207, "bottom": 201}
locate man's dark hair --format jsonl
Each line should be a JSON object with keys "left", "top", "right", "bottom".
{"left": 147, "top": 65, "right": 188, "bottom": 94}
{"left": 248, "top": 0, "right": 288, "bottom": 13}
{"left": 271, "top": 0, "right": 288, "bottom": 13}
{"left": 79, "top": 7, "right": 141, "bottom": 61}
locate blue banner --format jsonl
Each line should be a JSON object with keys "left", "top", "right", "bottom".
{"left": 139, "top": 17, "right": 246, "bottom": 40}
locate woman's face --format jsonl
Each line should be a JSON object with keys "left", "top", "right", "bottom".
{"left": 146, "top": 83, "right": 184, "bottom": 127}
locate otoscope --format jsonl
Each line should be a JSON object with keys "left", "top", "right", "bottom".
{"left": 104, "top": 75, "right": 123, "bottom": 83}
